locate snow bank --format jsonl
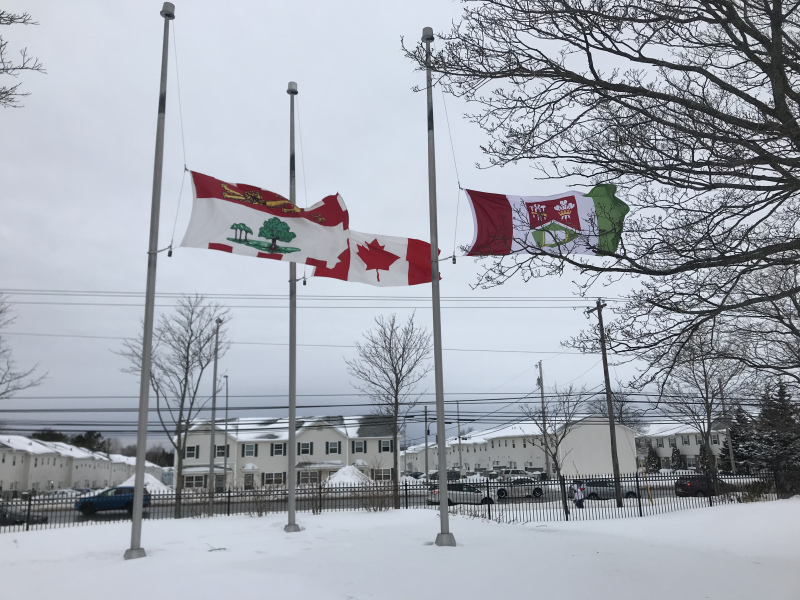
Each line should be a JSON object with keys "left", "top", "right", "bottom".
{"left": 119, "top": 473, "right": 172, "bottom": 492}
{"left": 324, "top": 465, "right": 371, "bottom": 486}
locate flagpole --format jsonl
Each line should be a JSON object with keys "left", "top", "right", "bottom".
{"left": 423, "top": 26, "right": 455, "bottom": 547}
{"left": 285, "top": 80, "right": 301, "bottom": 533}
{"left": 124, "top": 1, "right": 175, "bottom": 560}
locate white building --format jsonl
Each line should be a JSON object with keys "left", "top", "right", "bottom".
{"left": 402, "top": 416, "right": 638, "bottom": 477}
{"left": 177, "top": 415, "right": 397, "bottom": 490}
{"left": 637, "top": 421, "right": 728, "bottom": 470}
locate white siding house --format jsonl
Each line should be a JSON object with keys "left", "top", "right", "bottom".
{"left": 637, "top": 421, "right": 727, "bottom": 470}
{"left": 178, "top": 415, "right": 396, "bottom": 490}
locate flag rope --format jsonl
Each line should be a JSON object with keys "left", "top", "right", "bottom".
{"left": 440, "top": 85, "right": 463, "bottom": 262}
{"left": 167, "top": 20, "right": 189, "bottom": 256}
{"left": 296, "top": 96, "right": 310, "bottom": 284}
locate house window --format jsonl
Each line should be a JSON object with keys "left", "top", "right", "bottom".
{"left": 379, "top": 440, "right": 393, "bottom": 453}
{"left": 682, "top": 436, "right": 690, "bottom": 446}
{"left": 491, "top": 441, "right": 494, "bottom": 448}
{"left": 271, "top": 443, "right": 286, "bottom": 456}
{"left": 185, "top": 445, "right": 199, "bottom": 459}
{"left": 263, "top": 472, "right": 285, "bottom": 485}
{"left": 504, "top": 440, "right": 508, "bottom": 447}
{"left": 711, "top": 434, "right": 719, "bottom": 445}
{"left": 326, "top": 441, "right": 341, "bottom": 455}
{"left": 184, "top": 475, "right": 205, "bottom": 488}
{"left": 352, "top": 440, "right": 366, "bottom": 453}
{"left": 512, "top": 440, "right": 516, "bottom": 448}
{"left": 244, "top": 474, "right": 254, "bottom": 490}
{"left": 299, "top": 442, "right": 313, "bottom": 455}
{"left": 215, "top": 445, "right": 228, "bottom": 458}
{"left": 371, "top": 468, "right": 392, "bottom": 481}
{"left": 657, "top": 439, "right": 664, "bottom": 448}
{"left": 299, "top": 471, "right": 319, "bottom": 485}
{"left": 669, "top": 438, "right": 676, "bottom": 448}
{"left": 243, "top": 444, "right": 257, "bottom": 457}
{"left": 686, "top": 456, "right": 697, "bottom": 469}
{"left": 523, "top": 440, "right": 526, "bottom": 448}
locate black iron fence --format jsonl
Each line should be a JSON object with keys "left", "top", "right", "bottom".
{"left": 0, "top": 470, "right": 783, "bottom": 534}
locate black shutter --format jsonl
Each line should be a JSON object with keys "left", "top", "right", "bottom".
{"left": 261, "top": 473, "right": 265, "bottom": 486}
{"left": 226, "top": 444, "right": 230, "bottom": 458}
{"left": 270, "top": 444, "right": 274, "bottom": 457}
{"left": 363, "top": 441, "right": 367, "bottom": 453}
{"left": 283, "top": 443, "right": 287, "bottom": 455}
{"left": 310, "top": 442, "right": 314, "bottom": 455}
{"left": 241, "top": 445, "right": 245, "bottom": 458}
{"left": 351, "top": 441, "right": 355, "bottom": 454}
{"left": 298, "top": 442, "right": 301, "bottom": 455}
{"left": 378, "top": 441, "right": 383, "bottom": 453}
{"left": 254, "top": 444, "right": 258, "bottom": 457}
{"left": 325, "top": 442, "right": 329, "bottom": 455}
{"left": 390, "top": 440, "right": 394, "bottom": 453}
{"left": 195, "top": 445, "right": 200, "bottom": 457}
{"left": 337, "top": 441, "right": 341, "bottom": 454}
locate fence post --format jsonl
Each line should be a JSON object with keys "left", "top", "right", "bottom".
{"left": 25, "top": 493, "right": 32, "bottom": 531}
{"left": 486, "top": 480, "right": 492, "bottom": 520}
{"left": 404, "top": 481, "right": 409, "bottom": 509}
{"left": 635, "top": 472, "right": 643, "bottom": 517}
{"left": 559, "top": 474, "right": 570, "bottom": 521}
{"left": 706, "top": 473, "right": 714, "bottom": 507}
{"left": 226, "top": 489, "right": 231, "bottom": 516}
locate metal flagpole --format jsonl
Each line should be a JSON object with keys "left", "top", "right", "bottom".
{"left": 423, "top": 26, "right": 455, "bottom": 547}
{"left": 124, "top": 1, "right": 175, "bottom": 560}
{"left": 538, "top": 361, "right": 551, "bottom": 478}
{"left": 285, "top": 80, "right": 301, "bottom": 533}
{"left": 207, "top": 317, "right": 222, "bottom": 515}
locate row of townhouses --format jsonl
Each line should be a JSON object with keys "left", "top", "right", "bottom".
{"left": 0, "top": 436, "right": 163, "bottom": 497}
{"left": 637, "top": 421, "right": 729, "bottom": 469}
{"left": 178, "top": 415, "right": 397, "bottom": 490}
{"left": 401, "top": 416, "right": 640, "bottom": 477}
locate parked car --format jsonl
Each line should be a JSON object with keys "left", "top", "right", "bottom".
{"left": 495, "top": 477, "right": 545, "bottom": 499}
{"left": 582, "top": 479, "right": 638, "bottom": 500}
{"left": 0, "top": 500, "right": 48, "bottom": 526}
{"left": 428, "top": 470, "right": 461, "bottom": 481}
{"left": 498, "top": 469, "right": 529, "bottom": 481}
{"left": 405, "top": 472, "right": 425, "bottom": 479}
{"left": 38, "top": 489, "right": 81, "bottom": 499}
{"left": 675, "top": 475, "right": 733, "bottom": 497}
{"left": 74, "top": 486, "right": 151, "bottom": 516}
{"left": 427, "top": 483, "right": 493, "bottom": 505}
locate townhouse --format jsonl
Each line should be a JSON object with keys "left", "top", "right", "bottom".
{"left": 178, "top": 415, "right": 397, "bottom": 490}
{"left": 402, "top": 416, "right": 639, "bottom": 477}
{"left": 637, "top": 420, "right": 728, "bottom": 470}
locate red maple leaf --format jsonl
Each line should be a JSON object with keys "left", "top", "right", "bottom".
{"left": 356, "top": 239, "right": 400, "bottom": 282}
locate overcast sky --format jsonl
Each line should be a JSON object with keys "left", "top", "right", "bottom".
{"left": 1, "top": 0, "right": 638, "bottom": 449}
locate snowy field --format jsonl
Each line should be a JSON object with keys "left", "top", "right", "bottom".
{"left": 2, "top": 500, "right": 798, "bottom": 600}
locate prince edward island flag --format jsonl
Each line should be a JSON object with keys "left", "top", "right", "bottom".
{"left": 465, "top": 184, "right": 629, "bottom": 257}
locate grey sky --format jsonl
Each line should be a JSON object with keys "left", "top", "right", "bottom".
{"left": 1, "top": 1, "right": 635, "bottom": 448}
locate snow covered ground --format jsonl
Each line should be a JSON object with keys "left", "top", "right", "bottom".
{"left": 2, "top": 500, "right": 798, "bottom": 599}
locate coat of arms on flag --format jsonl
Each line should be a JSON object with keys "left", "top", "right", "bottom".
{"left": 464, "top": 184, "right": 629, "bottom": 257}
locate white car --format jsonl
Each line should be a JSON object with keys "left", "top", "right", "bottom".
{"left": 427, "top": 483, "right": 493, "bottom": 505}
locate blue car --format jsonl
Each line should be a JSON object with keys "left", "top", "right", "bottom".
{"left": 75, "top": 486, "right": 151, "bottom": 516}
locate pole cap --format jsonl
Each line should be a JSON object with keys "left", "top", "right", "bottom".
{"left": 287, "top": 81, "right": 298, "bottom": 95}
{"left": 422, "top": 27, "right": 434, "bottom": 43}
{"left": 160, "top": 3, "right": 176, "bottom": 19}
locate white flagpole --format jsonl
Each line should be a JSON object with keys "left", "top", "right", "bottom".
{"left": 423, "top": 26, "right": 455, "bottom": 547}
{"left": 125, "top": 1, "right": 175, "bottom": 560}
{"left": 285, "top": 81, "right": 301, "bottom": 533}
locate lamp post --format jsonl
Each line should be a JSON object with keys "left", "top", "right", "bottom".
{"left": 223, "top": 375, "right": 229, "bottom": 489}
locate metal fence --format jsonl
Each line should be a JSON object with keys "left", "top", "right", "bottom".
{"left": 0, "top": 470, "right": 783, "bottom": 534}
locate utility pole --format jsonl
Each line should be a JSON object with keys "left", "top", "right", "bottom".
{"left": 587, "top": 299, "right": 623, "bottom": 508}
{"left": 424, "top": 405, "right": 429, "bottom": 480}
{"left": 457, "top": 401, "right": 463, "bottom": 476}
{"left": 719, "top": 378, "right": 736, "bottom": 475}
{"left": 537, "top": 361, "right": 551, "bottom": 478}
{"left": 223, "top": 375, "right": 229, "bottom": 489}
{"left": 207, "top": 317, "right": 222, "bottom": 516}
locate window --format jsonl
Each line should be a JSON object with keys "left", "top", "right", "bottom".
{"left": 491, "top": 441, "right": 494, "bottom": 448}
{"left": 184, "top": 475, "right": 205, "bottom": 488}
{"left": 657, "top": 438, "right": 664, "bottom": 448}
{"left": 270, "top": 443, "right": 286, "bottom": 456}
{"left": 352, "top": 440, "right": 366, "bottom": 453}
{"left": 682, "top": 435, "right": 690, "bottom": 446}
{"left": 695, "top": 435, "right": 702, "bottom": 445}
{"left": 686, "top": 456, "right": 697, "bottom": 469}
{"left": 244, "top": 474, "right": 254, "bottom": 490}
{"left": 504, "top": 440, "right": 508, "bottom": 447}
{"left": 669, "top": 438, "right": 676, "bottom": 448}
{"left": 379, "top": 440, "right": 393, "bottom": 453}
{"left": 326, "top": 441, "right": 341, "bottom": 455}
{"left": 242, "top": 444, "right": 258, "bottom": 457}
{"left": 523, "top": 440, "right": 526, "bottom": 448}
{"left": 185, "top": 445, "right": 199, "bottom": 459}
{"left": 262, "top": 472, "right": 285, "bottom": 485}
{"left": 299, "top": 471, "right": 319, "bottom": 485}
{"left": 512, "top": 439, "right": 516, "bottom": 448}
{"left": 371, "top": 468, "right": 392, "bottom": 481}
{"left": 298, "top": 442, "right": 313, "bottom": 455}
{"left": 711, "top": 434, "right": 719, "bottom": 445}
{"left": 215, "top": 445, "right": 228, "bottom": 458}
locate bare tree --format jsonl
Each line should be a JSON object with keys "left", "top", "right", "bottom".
{"left": 346, "top": 313, "right": 432, "bottom": 509}
{"left": 0, "top": 295, "right": 44, "bottom": 399}
{"left": 584, "top": 385, "right": 648, "bottom": 434}
{"left": 521, "top": 384, "right": 585, "bottom": 515}
{"left": 119, "top": 294, "right": 229, "bottom": 518}
{"left": 1, "top": 11, "right": 44, "bottom": 108}
{"left": 405, "top": 1, "right": 800, "bottom": 380}
{"left": 653, "top": 327, "right": 745, "bottom": 478}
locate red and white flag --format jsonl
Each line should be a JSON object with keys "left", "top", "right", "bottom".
{"left": 181, "top": 171, "right": 349, "bottom": 269}
{"left": 313, "top": 231, "right": 434, "bottom": 287}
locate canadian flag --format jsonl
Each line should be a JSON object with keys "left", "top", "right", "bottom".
{"left": 312, "top": 230, "right": 435, "bottom": 287}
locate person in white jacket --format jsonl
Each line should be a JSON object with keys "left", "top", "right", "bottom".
{"left": 572, "top": 481, "right": 585, "bottom": 509}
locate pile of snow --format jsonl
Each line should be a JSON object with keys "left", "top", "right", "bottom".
{"left": 324, "top": 465, "right": 371, "bottom": 486}
{"left": 119, "top": 473, "right": 172, "bottom": 492}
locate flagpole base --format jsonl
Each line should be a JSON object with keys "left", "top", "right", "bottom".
{"left": 284, "top": 523, "right": 301, "bottom": 533}
{"left": 435, "top": 532, "right": 456, "bottom": 547}
{"left": 124, "top": 547, "right": 147, "bottom": 560}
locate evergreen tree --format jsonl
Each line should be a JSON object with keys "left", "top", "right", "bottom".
{"left": 718, "top": 406, "right": 754, "bottom": 474}
{"left": 645, "top": 445, "right": 660, "bottom": 473}
{"left": 697, "top": 444, "right": 710, "bottom": 474}
{"left": 670, "top": 446, "right": 684, "bottom": 470}
{"left": 743, "top": 383, "right": 800, "bottom": 472}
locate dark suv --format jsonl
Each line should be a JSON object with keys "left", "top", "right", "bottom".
{"left": 675, "top": 475, "right": 732, "bottom": 497}
{"left": 75, "top": 486, "right": 151, "bottom": 516}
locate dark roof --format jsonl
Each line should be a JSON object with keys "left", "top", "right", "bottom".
{"left": 355, "top": 415, "right": 394, "bottom": 438}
